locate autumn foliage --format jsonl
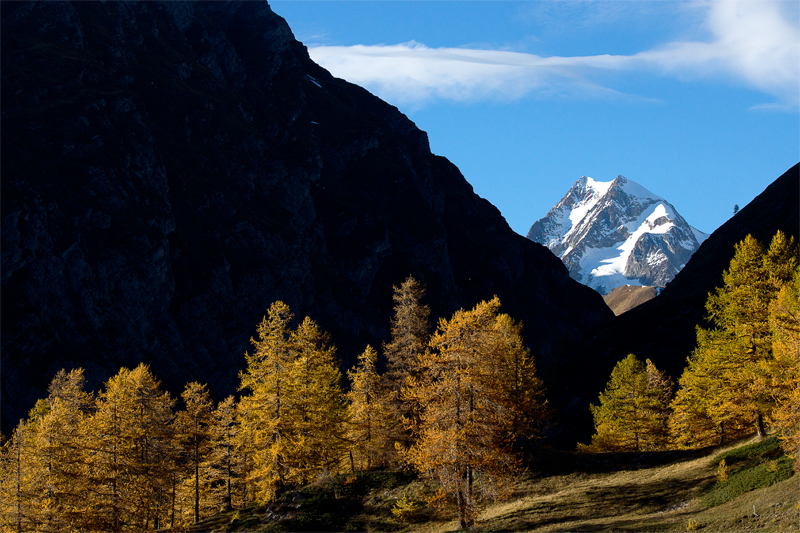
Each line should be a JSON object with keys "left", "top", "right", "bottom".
{"left": 1, "top": 277, "right": 549, "bottom": 530}
{"left": 237, "top": 301, "right": 349, "bottom": 502}
{"left": 668, "top": 231, "right": 798, "bottom": 449}
{"left": 583, "top": 231, "right": 799, "bottom": 458}
{"left": 402, "top": 297, "right": 546, "bottom": 529}
{"left": 6, "top": 234, "right": 795, "bottom": 532}
{"left": 581, "top": 354, "right": 673, "bottom": 452}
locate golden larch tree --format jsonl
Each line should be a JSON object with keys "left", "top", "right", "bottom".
{"left": 0, "top": 416, "right": 39, "bottom": 533}
{"left": 382, "top": 276, "right": 430, "bottom": 460}
{"left": 346, "top": 345, "right": 392, "bottom": 470}
{"left": 290, "top": 316, "right": 349, "bottom": 481}
{"left": 769, "top": 266, "right": 800, "bottom": 469}
{"left": 204, "top": 395, "right": 247, "bottom": 511}
{"left": 0, "top": 369, "right": 94, "bottom": 533}
{"left": 83, "top": 364, "right": 176, "bottom": 531}
{"left": 669, "top": 232, "right": 798, "bottom": 448}
{"left": 174, "top": 382, "right": 214, "bottom": 524}
{"left": 491, "top": 313, "right": 548, "bottom": 440}
{"left": 238, "top": 302, "right": 348, "bottom": 502}
{"left": 582, "top": 354, "right": 673, "bottom": 452}
{"left": 643, "top": 358, "right": 675, "bottom": 449}
{"left": 403, "top": 297, "right": 545, "bottom": 529}
{"left": 238, "top": 301, "right": 295, "bottom": 501}
{"left": 33, "top": 369, "right": 94, "bottom": 531}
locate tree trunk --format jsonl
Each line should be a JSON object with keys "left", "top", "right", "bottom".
{"left": 755, "top": 412, "right": 766, "bottom": 439}
{"left": 171, "top": 473, "right": 176, "bottom": 528}
{"left": 195, "top": 457, "right": 200, "bottom": 523}
{"left": 15, "top": 429, "right": 21, "bottom": 533}
{"left": 457, "top": 487, "right": 468, "bottom": 530}
{"left": 458, "top": 467, "right": 475, "bottom": 529}
{"left": 225, "top": 450, "right": 233, "bottom": 511}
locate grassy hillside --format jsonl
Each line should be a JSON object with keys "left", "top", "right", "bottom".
{"left": 602, "top": 285, "right": 658, "bottom": 316}
{"left": 190, "top": 436, "right": 798, "bottom": 532}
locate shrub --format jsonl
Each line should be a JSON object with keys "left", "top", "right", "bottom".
{"left": 702, "top": 454, "right": 794, "bottom": 507}
{"left": 390, "top": 494, "right": 418, "bottom": 523}
{"left": 716, "top": 459, "right": 729, "bottom": 482}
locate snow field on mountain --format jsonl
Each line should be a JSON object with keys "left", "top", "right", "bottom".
{"left": 577, "top": 203, "right": 676, "bottom": 291}
{"left": 566, "top": 178, "right": 613, "bottom": 237}
{"left": 528, "top": 174, "right": 708, "bottom": 295}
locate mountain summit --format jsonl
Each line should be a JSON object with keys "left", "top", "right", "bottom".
{"left": 527, "top": 175, "right": 708, "bottom": 294}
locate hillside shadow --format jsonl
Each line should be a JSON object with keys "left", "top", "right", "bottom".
{"left": 524, "top": 445, "right": 715, "bottom": 477}
{"left": 482, "top": 475, "right": 703, "bottom": 532}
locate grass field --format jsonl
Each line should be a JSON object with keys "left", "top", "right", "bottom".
{"left": 191, "top": 435, "right": 799, "bottom": 532}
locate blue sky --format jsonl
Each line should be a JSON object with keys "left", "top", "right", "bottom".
{"left": 271, "top": 0, "right": 799, "bottom": 236}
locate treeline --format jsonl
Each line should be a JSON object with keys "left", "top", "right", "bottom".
{"left": 582, "top": 231, "right": 800, "bottom": 467}
{"left": 0, "top": 278, "right": 546, "bottom": 531}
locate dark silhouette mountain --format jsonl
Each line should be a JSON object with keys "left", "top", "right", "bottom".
{"left": 558, "top": 163, "right": 799, "bottom": 447}
{"left": 1, "top": 1, "right": 613, "bottom": 434}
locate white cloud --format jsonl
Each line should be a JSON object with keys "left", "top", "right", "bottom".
{"left": 633, "top": 0, "right": 799, "bottom": 103}
{"left": 308, "top": 0, "right": 799, "bottom": 107}
{"left": 309, "top": 41, "right": 649, "bottom": 106}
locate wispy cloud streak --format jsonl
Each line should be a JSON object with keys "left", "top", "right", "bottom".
{"left": 308, "top": 0, "right": 799, "bottom": 108}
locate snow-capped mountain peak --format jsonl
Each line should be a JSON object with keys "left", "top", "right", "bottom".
{"left": 527, "top": 175, "right": 708, "bottom": 295}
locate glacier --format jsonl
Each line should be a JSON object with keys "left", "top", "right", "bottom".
{"left": 527, "top": 175, "right": 709, "bottom": 295}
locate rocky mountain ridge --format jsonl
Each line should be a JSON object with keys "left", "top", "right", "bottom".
{"left": 558, "top": 164, "right": 799, "bottom": 446}
{"left": 0, "top": 1, "right": 612, "bottom": 434}
{"left": 527, "top": 175, "right": 708, "bottom": 294}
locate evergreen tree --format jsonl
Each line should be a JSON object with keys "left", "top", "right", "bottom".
{"left": 404, "top": 297, "right": 545, "bottom": 529}
{"left": 582, "top": 354, "right": 673, "bottom": 452}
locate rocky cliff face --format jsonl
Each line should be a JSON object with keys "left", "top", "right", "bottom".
{"left": 527, "top": 175, "right": 708, "bottom": 294}
{"left": 1, "top": 1, "right": 612, "bottom": 433}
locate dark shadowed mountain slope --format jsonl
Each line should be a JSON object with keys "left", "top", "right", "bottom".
{"left": 1, "top": 1, "right": 612, "bottom": 433}
{"left": 557, "top": 163, "right": 799, "bottom": 446}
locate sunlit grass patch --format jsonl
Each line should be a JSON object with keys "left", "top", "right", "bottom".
{"left": 702, "top": 436, "right": 795, "bottom": 508}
